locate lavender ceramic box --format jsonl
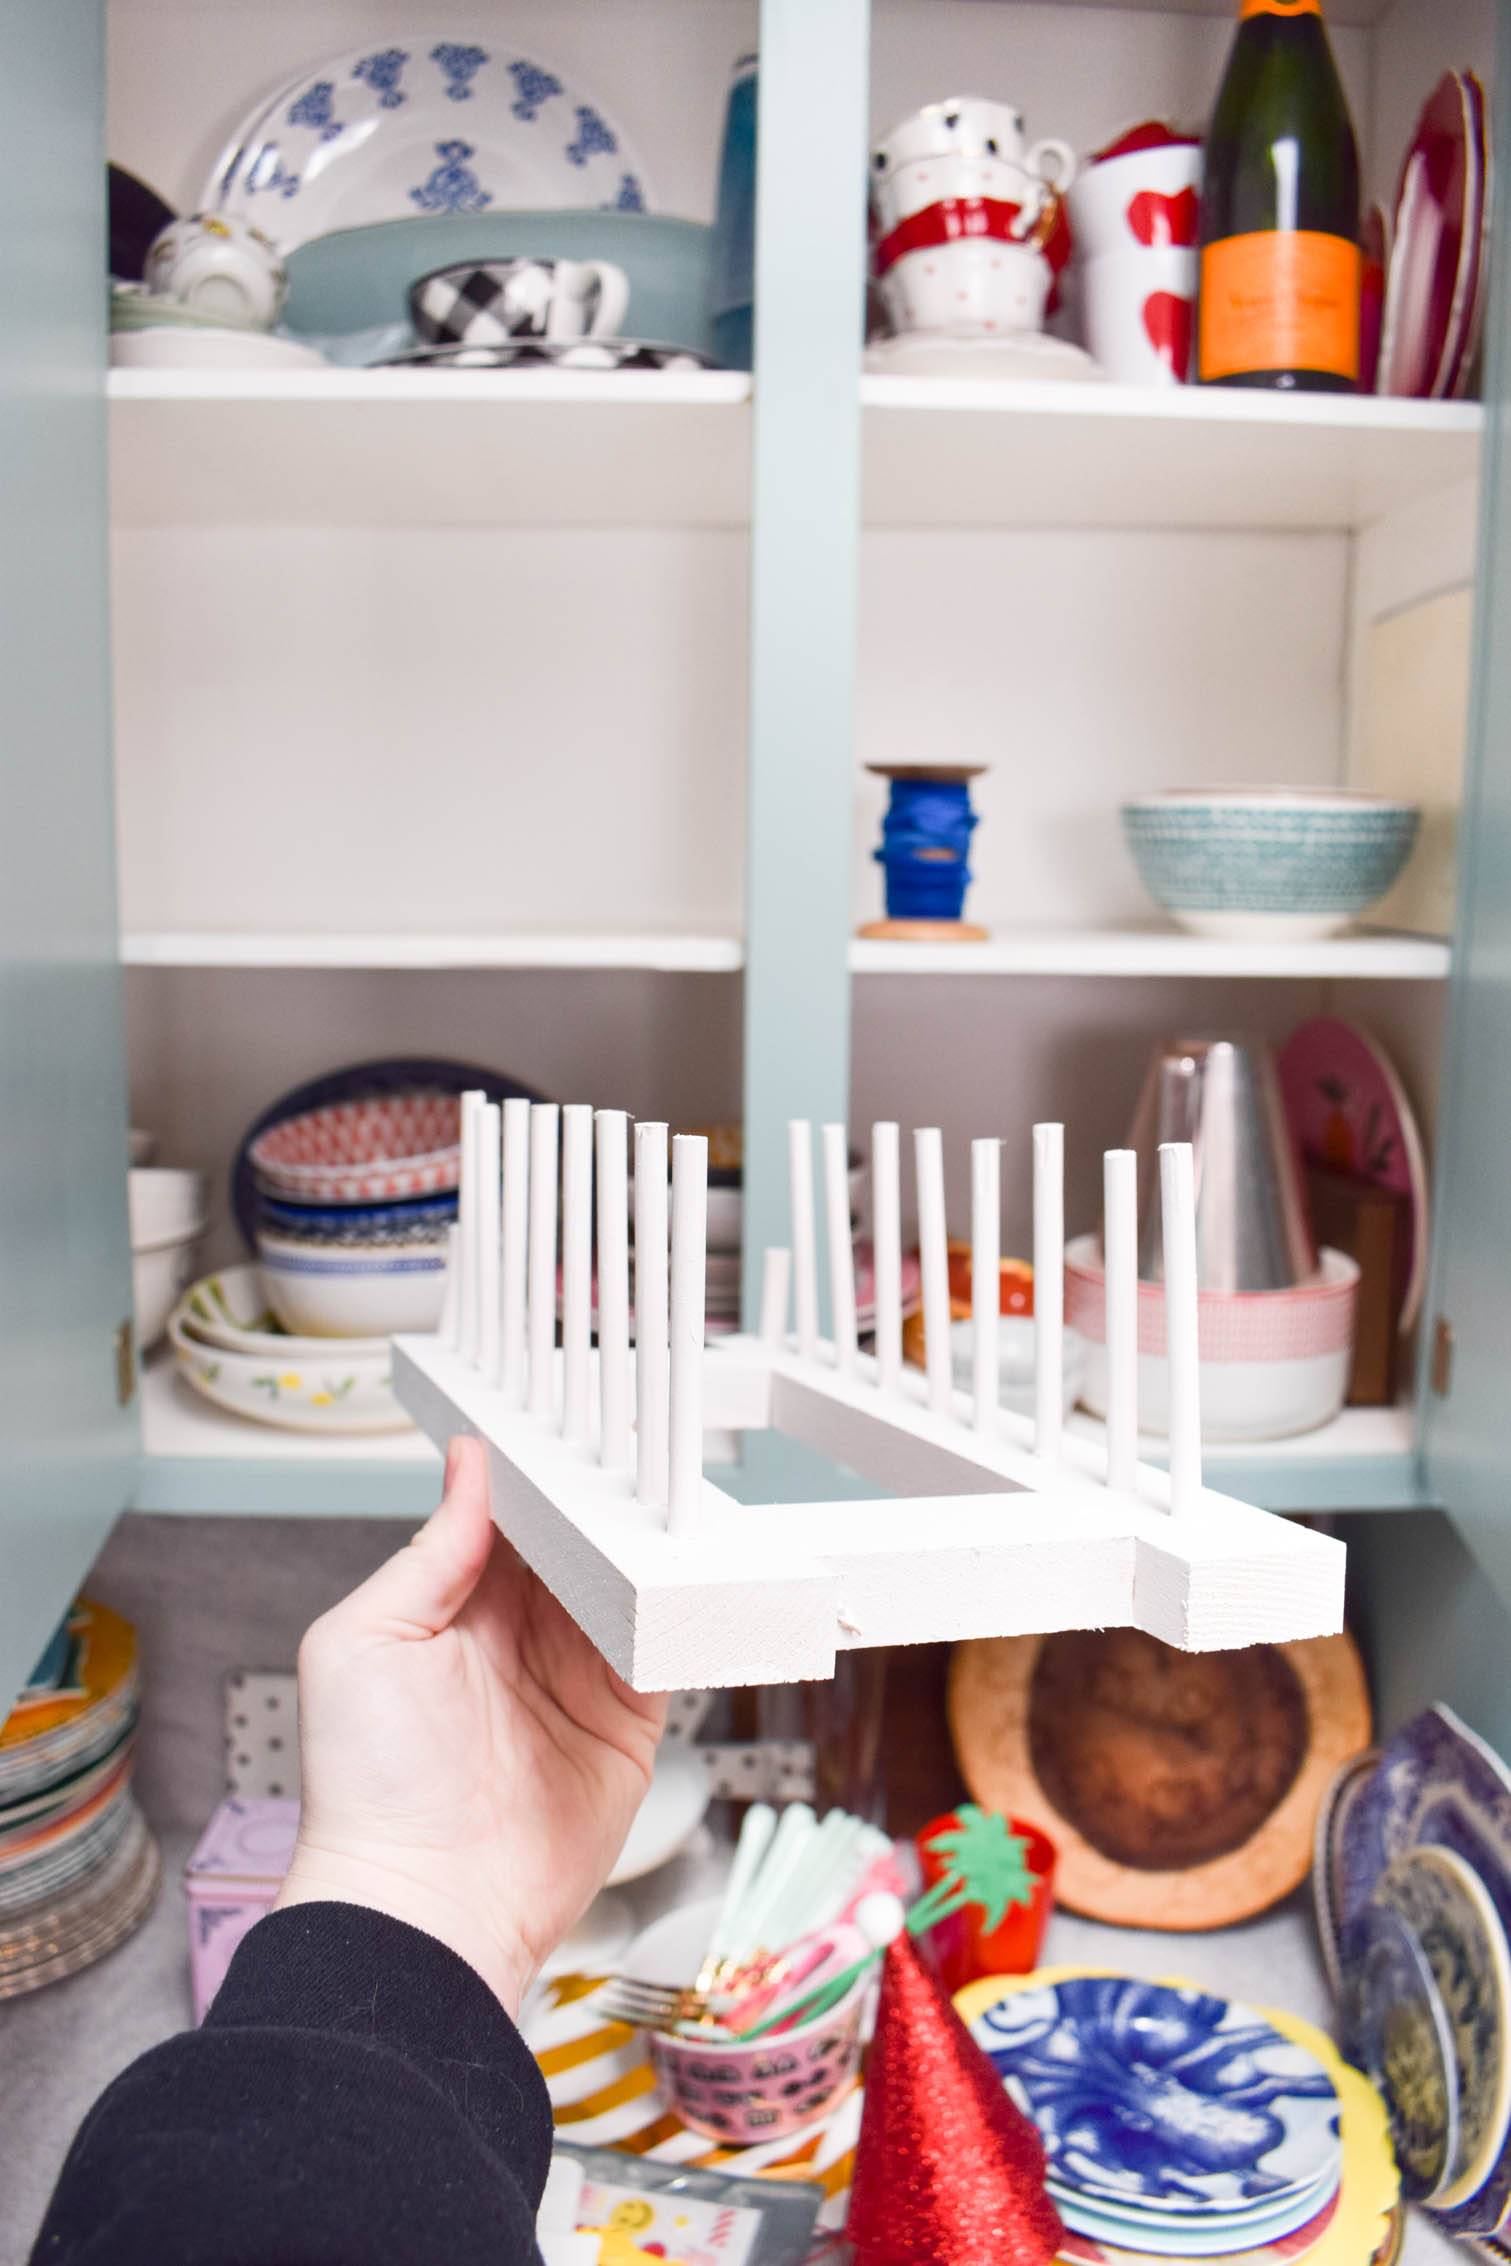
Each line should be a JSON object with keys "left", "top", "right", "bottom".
{"left": 183, "top": 1797, "right": 299, "bottom": 2022}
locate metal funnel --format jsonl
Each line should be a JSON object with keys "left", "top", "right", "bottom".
{"left": 1125, "top": 1036, "right": 1316, "bottom": 1291}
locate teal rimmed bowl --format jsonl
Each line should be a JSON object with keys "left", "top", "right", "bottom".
{"left": 283, "top": 211, "right": 715, "bottom": 352}
{"left": 1121, "top": 790, "right": 1421, "bottom": 940}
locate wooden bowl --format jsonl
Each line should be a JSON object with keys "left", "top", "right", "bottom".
{"left": 948, "top": 1626, "right": 1371, "bottom": 1930}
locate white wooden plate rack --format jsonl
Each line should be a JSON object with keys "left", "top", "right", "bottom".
{"left": 393, "top": 1100, "right": 1344, "bottom": 1690}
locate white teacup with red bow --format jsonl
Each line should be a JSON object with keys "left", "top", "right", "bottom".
{"left": 1068, "top": 124, "right": 1203, "bottom": 384}
{"left": 871, "top": 97, "right": 1076, "bottom": 337}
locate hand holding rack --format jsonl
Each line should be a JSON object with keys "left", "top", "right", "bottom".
{"left": 393, "top": 1101, "right": 1344, "bottom": 1690}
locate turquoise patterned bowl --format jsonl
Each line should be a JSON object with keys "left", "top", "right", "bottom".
{"left": 1121, "top": 791, "right": 1421, "bottom": 940}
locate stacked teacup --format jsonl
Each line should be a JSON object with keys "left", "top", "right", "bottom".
{"left": 1067, "top": 125, "right": 1204, "bottom": 384}
{"left": 871, "top": 98, "right": 1075, "bottom": 341}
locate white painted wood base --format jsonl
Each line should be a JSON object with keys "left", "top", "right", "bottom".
{"left": 391, "top": 1331, "right": 1345, "bottom": 1690}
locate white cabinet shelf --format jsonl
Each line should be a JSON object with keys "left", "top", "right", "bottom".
{"left": 861, "top": 378, "right": 1481, "bottom": 532}
{"left": 133, "top": 1353, "right": 1423, "bottom": 1521}
{"left": 119, "top": 927, "right": 1448, "bottom": 979}
{"left": 120, "top": 931, "right": 745, "bottom": 973}
{"left": 108, "top": 368, "right": 754, "bottom": 530}
{"left": 108, "top": 371, "right": 1480, "bottom": 537}
{"left": 134, "top": 1356, "right": 441, "bottom": 1518}
{"left": 849, "top": 927, "right": 1451, "bottom": 980}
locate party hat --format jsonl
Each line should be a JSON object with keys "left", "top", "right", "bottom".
{"left": 846, "top": 1931, "right": 1064, "bottom": 2266}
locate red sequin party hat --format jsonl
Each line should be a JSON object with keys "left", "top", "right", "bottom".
{"left": 846, "top": 1931, "right": 1065, "bottom": 2266}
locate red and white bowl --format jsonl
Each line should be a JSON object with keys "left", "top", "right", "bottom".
{"left": 1065, "top": 1232, "right": 1360, "bottom": 1441}
{"left": 249, "top": 1092, "right": 461, "bottom": 1206}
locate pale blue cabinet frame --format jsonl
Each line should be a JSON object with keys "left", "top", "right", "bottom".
{"left": 0, "top": 0, "right": 137, "bottom": 1713}
{"left": 740, "top": 0, "right": 871, "bottom": 1326}
{"left": 1421, "top": 19, "right": 1511, "bottom": 1615}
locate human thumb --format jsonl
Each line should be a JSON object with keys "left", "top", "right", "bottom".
{"left": 336, "top": 1434, "right": 496, "bottom": 1641}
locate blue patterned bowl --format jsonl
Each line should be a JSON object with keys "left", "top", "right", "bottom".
{"left": 1121, "top": 792, "right": 1420, "bottom": 940}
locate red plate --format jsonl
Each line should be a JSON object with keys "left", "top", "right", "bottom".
{"left": 1447, "top": 71, "right": 1491, "bottom": 399}
{"left": 1379, "top": 73, "right": 1476, "bottom": 400}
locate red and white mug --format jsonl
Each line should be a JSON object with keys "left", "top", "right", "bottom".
{"left": 1068, "top": 123, "right": 1203, "bottom": 383}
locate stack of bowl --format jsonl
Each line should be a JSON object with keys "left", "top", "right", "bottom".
{"left": 1069, "top": 1037, "right": 1360, "bottom": 1441}
{"left": 128, "top": 1163, "right": 209, "bottom": 1350}
{"left": 246, "top": 1092, "right": 460, "bottom": 1338}
{"left": 168, "top": 1263, "right": 412, "bottom": 1433}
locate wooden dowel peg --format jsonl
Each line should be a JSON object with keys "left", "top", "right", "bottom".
{"left": 1103, "top": 1148, "right": 1139, "bottom": 1491}
{"left": 759, "top": 1246, "right": 792, "bottom": 1348}
{"left": 561, "top": 1105, "right": 594, "bottom": 1443}
{"left": 477, "top": 1101, "right": 502, "bottom": 1385}
{"left": 458, "top": 1089, "right": 484, "bottom": 1366}
{"left": 972, "top": 1138, "right": 1001, "bottom": 1437}
{"left": 822, "top": 1123, "right": 858, "bottom": 1374}
{"left": 596, "top": 1110, "right": 631, "bottom": 1471}
{"left": 788, "top": 1120, "right": 819, "bottom": 1361}
{"left": 439, "top": 1221, "right": 460, "bottom": 1349}
{"left": 1160, "top": 1140, "right": 1203, "bottom": 1518}
{"left": 872, "top": 1121, "right": 903, "bottom": 1397}
{"left": 499, "top": 1097, "right": 531, "bottom": 1401}
{"left": 1033, "top": 1122, "right": 1064, "bottom": 1460}
{"left": 635, "top": 1121, "right": 670, "bottom": 1507}
{"left": 915, "top": 1127, "right": 952, "bottom": 1418}
{"left": 527, "top": 1103, "right": 560, "bottom": 1419}
{"left": 667, "top": 1133, "right": 708, "bottom": 1537}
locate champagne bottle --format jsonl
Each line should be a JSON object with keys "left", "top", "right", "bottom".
{"left": 1198, "top": 0, "right": 1361, "bottom": 391}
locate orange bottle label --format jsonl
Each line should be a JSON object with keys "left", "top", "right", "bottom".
{"left": 1240, "top": 0, "right": 1321, "bottom": 16}
{"left": 1199, "top": 230, "right": 1361, "bottom": 380}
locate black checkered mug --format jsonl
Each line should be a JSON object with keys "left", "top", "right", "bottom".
{"left": 409, "top": 257, "right": 630, "bottom": 349}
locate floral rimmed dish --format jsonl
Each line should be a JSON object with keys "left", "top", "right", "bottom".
{"left": 169, "top": 1267, "right": 411, "bottom": 1434}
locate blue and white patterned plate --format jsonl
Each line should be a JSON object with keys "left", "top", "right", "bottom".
{"left": 1336, "top": 1709, "right": 1511, "bottom": 2235}
{"left": 1044, "top": 2166, "right": 1341, "bottom": 2257}
{"left": 205, "top": 42, "right": 652, "bottom": 251}
{"left": 970, "top": 1978, "right": 1340, "bottom": 2215}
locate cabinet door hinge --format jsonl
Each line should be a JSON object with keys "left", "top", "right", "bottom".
{"left": 115, "top": 1318, "right": 137, "bottom": 1408}
{"left": 1430, "top": 1316, "right": 1455, "bottom": 1398}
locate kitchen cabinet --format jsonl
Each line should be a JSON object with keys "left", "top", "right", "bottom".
{"left": 2, "top": 0, "right": 1509, "bottom": 1738}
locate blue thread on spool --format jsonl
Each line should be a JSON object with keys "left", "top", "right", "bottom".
{"left": 874, "top": 774, "right": 979, "bottom": 921}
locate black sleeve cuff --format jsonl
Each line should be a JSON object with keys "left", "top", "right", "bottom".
{"left": 208, "top": 1901, "right": 553, "bottom": 2192}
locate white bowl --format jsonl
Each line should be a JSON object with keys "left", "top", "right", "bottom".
{"left": 1065, "top": 1233, "right": 1360, "bottom": 1441}
{"left": 134, "top": 1236, "right": 204, "bottom": 1351}
{"left": 109, "top": 326, "right": 328, "bottom": 370}
{"left": 167, "top": 1305, "right": 411, "bottom": 1434}
{"left": 256, "top": 1233, "right": 447, "bottom": 1337}
{"left": 948, "top": 1315, "right": 1086, "bottom": 1419}
{"left": 178, "top": 1262, "right": 389, "bottom": 1359}
{"left": 128, "top": 1166, "right": 208, "bottom": 1251}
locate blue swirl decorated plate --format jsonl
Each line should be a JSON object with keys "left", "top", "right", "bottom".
{"left": 1045, "top": 2168, "right": 1341, "bottom": 2257}
{"left": 971, "top": 1977, "right": 1340, "bottom": 2214}
{"left": 1341, "top": 1899, "right": 1459, "bottom": 2203}
{"left": 205, "top": 41, "right": 652, "bottom": 252}
{"left": 1336, "top": 1708, "right": 1511, "bottom": 2234}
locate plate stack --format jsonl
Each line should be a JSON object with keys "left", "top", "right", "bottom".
{"left": 0, "top": 1599, "right": 159, "bottom": 1998}
{"left": 1321, "top": 1705, "right": 1511, "bottom": 2235}
{"left": 973, "top": 1977, "right": 1345, "bottom": 2260}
